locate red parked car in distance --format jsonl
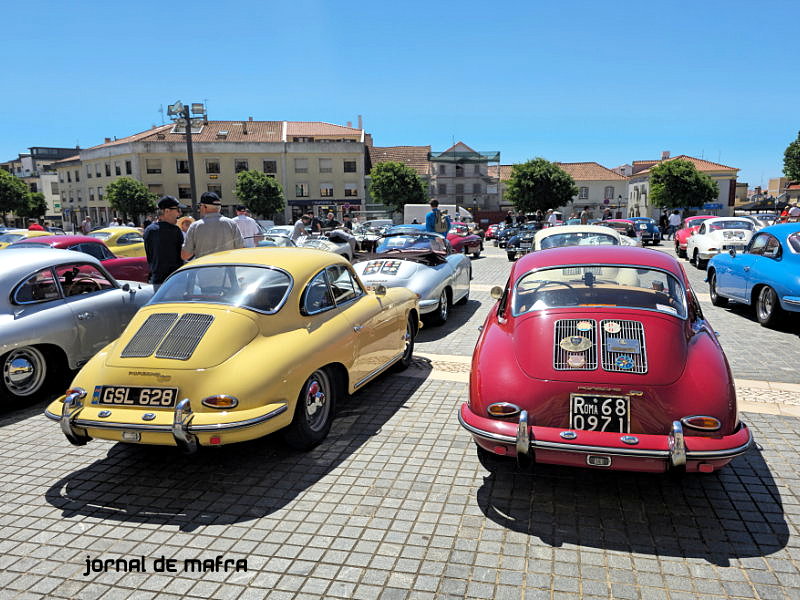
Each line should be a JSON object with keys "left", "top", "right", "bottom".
{"left": 459, "top": 245, "right": 753, "bottom": 474}
{"left": 447, "top": 222, "right": 483, "bottom": 258}
{"left": 485, "top": 223, "right": 501, "bottom": 240}
{"left": 9, "top": 235, "right": 151, "bottom": 283}
{"left": 674, "top": 215, "right": 715, "bottom": 258}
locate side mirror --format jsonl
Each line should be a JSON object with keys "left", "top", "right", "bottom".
{"left": 373, "top": 284, "right": 387, "bottom": 297}
{"left": 122, "top": 283, "right": 131, "bottom": 292}
{"left": 728, "top": 248, "right": 736, "bottom": 257}
{"left": 490, "top": 286, "right": 504, "bottom": 300}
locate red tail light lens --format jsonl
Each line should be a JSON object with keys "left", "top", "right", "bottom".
{"left": 201, "top": 395, "right": 238, "bottom": 409}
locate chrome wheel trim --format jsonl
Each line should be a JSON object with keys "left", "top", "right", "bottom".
{"left": 758, "top": 287, "right": 776, "bottom": 321}
{"left": 303, "top": 370, "right": 331, "bottom": 433}
{"left": 438, "top": 290, "right": 448, "bottom": 321}
{"left": 402, "top": 319, "right": 413, "bottom": 361}
{"left": 709, "top": 273, "right": 719, "bottom": 301}
{"left": 3, "top": 347, "right": 47, "bottom": 397}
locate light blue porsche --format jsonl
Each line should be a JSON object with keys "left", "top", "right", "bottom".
{"left": 706, "top": 223, "right": 800, "bottom": 327}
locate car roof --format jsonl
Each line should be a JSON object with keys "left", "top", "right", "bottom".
{"left": 12, "top": 235, "right": 103, "bottom": 247}
{"left": 181, "top": 247, "right": 350, "bottom": 275}
{"left": 2, "top": 247, "right": 104, "bottom": 284}
{"left": 535, "top": 224, "right": 622, "bottom": 239}
{"left": 705, "top": 216, "right": 753, "bottom": 224}
{"left": 513, "top": 245, "right": 683, "bottom": 279}
{"left": 760, "top": 222, "right": 800, "bottom": 236}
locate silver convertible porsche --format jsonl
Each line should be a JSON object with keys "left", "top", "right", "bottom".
{"left": 1, "top": 248, "right": 153, "bottom": 404}
{"left": 352, "top": 229, "right": 471, "bottom": 325}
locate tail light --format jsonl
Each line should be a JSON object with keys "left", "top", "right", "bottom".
{"left": 201, "top": 395, "right": 238, "bottom": 409}
{"left": 487, "top": 402, "right": 521, "bottom": 418}
{"left": 681, "top": 416, "right": 721, "bottom": 431}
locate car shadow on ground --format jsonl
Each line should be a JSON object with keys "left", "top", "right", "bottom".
{"left": 44, "top": 375, "right": 424, "bottom": 532}
{"left": 475, "top": 445, "right": 788, "bottom": 567}
{"left": 416, "top": 299, "right": 481, "bottom": 343}
{"left": 718, "top": 302, "right": 800, "bottom": 335}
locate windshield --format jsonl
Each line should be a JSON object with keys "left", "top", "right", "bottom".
{"left": 0, "top": 233, "right": 25, "bottom": 244}
{"left": 512, "top": 265, "right": 687, "bottom": 318}
{"left": 709, "top": 220, "right": 754, "bottom": 231}
{"left": 151, "top": 265, "right": 292, "bottom": 313}
{"left": 376, "top": 234, "right": 446, "bottom": 253}
{"left": 89, "top": 231, "right": 112, "bottom": 240}
{"left": 539, "top": 232, "right": 619, "bottom": 249}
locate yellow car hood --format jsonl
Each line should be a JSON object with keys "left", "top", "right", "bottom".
{"left": 105, "top": 304, "right": 258, "bottom": 370}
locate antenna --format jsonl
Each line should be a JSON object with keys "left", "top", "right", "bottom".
{"left": 158, "top": 104, "right": 164, "bottom": 125}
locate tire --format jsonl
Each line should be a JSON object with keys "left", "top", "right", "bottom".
{"left": 393, "top": 316, "right": 416, "bottom": 372}
{"left": 675, "top": 241, "right": 686, "bottom": 258}
{"left": 756, "top": 286, "right": 783, "bottom": 327}
{"left": 284, "top": 368, "right": 336, "bottom": 450}
{"left": 507, "top": 252, "right": 516, "bottom": 262}
{"left": 708, "top": 271, "right": 728, "bottom": 307}
{"left": 430, "top": 289, "right": 450, "bottom": 325}
{"left": 473, "top": 248, "right": 481, "bottom": 259}
{"left": 1, "top": 346, "right": 58, "bottom": 403}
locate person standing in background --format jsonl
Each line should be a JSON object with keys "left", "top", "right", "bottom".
{"left": 143, "top": 196, "right": 185, "bottom": 285}
{"left": 181, "top": 192, "right": 244, "bottom": 260}
{"left": 233, "top": 205, "right": 262, "bottom": 248}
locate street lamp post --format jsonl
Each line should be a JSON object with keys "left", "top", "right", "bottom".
{"left": 167, "top": 101, "right": 206, "bottom": 216}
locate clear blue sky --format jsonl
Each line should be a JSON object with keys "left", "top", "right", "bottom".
{"left": 2, "top": 0, "right": 798, "bottom": 188}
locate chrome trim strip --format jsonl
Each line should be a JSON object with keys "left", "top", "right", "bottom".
{"left": 457, "top": 410, "right": 517, "bottom": 444}
{"left": 783, "top": 298, "right": 800, "bottom": 306}
{"left": 191, "top": 405, "right": 288, "bottom": 431}
{"left": 532, "top": 439, "right": 670, "bottom": 458}
{"left": 353, "top": 352, "right": 404, "bottom": 389}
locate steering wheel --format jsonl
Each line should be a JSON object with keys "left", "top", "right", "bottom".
{"left": 66, "top": 277, "right": 102, "bottom": 295}
{"left": 519, "top": 280, "right": 575, "bottom": 295}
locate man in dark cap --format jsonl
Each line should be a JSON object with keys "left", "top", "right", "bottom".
{"left": 143, "top": 196, "right": 185, "bottom": 286}
{"left": 181, "top": 192, "right": 244, "bottom": 260}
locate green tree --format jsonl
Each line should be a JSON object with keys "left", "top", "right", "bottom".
{"left": 106, "top": 177, "right": 157, "bottom": 222}
{"left": 0, "top": 170, "right": 29, "bottom": 225}
{"left": 649, "top": 159, "right": 719, "bottom": 209}
{"left": 505, "top": 158, "right": 578, "bottom": 214}
{"left": 368, "top": 161, "right": 427, "bottom": 213}
{"left": 234, "top": 170, "right": 285, "bottom": 218}
{"left": 784, "top": 130, "right": 800, "bottom": 181}
{"left": 17, "top": 192, "right": 48, "bottom": 220}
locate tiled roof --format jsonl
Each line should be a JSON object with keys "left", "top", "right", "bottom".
{"left": 440, "top": 141, "right": 478, "bottom": 154}
{"left": 86, "top": 121, "right": 363, "bottom": 150}
{"left": 633, "top": 155, "right": 738, "bottom": 176}
{"left": 368, "top": 146, "right": 431, "bottom": 176}
{"left": 490, "top": 162, "right": 625, "bottom": 182}
{"left": 787, "top": 183, "right": 800, "bottom": 190}
{"left": 286, "top": 121, "right": 363, "bottom": 137}
{"left": 53, "top": 155, "right": 80, "bottom": 164}
{"left": 555, "top": 162, "right": 627, "bottom": 181}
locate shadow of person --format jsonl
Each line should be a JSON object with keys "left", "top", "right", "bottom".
{"left": 45, "top": 375, "right": 424, "bottom": 532}
{"left": 475, "top": 444, "right": 788, "bottom": 567}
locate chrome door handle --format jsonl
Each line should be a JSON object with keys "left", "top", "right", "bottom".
{"left": 77, "top": 312, "right": 94, "bottom": 320}
{"left": 743, "top": 267, "right": 750, "bottom": 272}
{"left": 353, "top": 325, "right": 363, "bottom": 332}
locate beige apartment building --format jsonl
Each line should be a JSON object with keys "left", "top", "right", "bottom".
{"left": 428, "top": 142, "right": 501, "bottom": 211}
{"left": 54, "top": 120, "right": 370, "bottom": 227}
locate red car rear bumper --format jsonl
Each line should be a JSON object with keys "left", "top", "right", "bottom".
{"left": 458, "top": 403, "right": 753, "bottom": 473}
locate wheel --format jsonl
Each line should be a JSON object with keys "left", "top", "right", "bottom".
{"left": 473, "top": 248, "right": 481, "bottom": 258}
{"left": 756, "top": 286, "right": 783, "bottom": 327}
{"left": 675, "top": 241, "right": 686, "bottom": 258}
{"left": 708, "top": 271, "right": 728, "bottom": 307}
{"left": 284, "top": 368, "right": 336, "bottom": 450}
{"left": 393, "top": 316, "right": 417, "bottom": 372}
{"left": 507, "top": 252, "right": 516, "bottom": 262}
{"left": 1, "top": 346, "right": 54, "bottom": 402}
{"left": 696, "top": 256, "right": 707, "bottom": 270}
{"left": 430, "top": 289, "right": 450, "bottom": 325}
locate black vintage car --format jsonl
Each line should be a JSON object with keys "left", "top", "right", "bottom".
{"left": 495, "top": 225, "right": 520, "bottom": 248}
{"left": 506, "top": 223, "right": 543, "bottom": 261}
{"left": 629, "top": 217, "right": 662, "bottom": 245}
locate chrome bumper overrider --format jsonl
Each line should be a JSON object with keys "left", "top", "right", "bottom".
{"left": 47, "top": 396, "right": 287, "bottom": 453}
{"left": 458, "top": 409, "right": 754, "bottom": 463}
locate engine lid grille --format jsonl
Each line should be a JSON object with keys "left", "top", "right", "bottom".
{"left": 600, "top": 319, "right": 647, "bottom": 373}
{"left": 121, "top": 313, "right": 179, "bottom": 358}
{"left": 155, "top": 314, "right": 215, "bottom": 360}
{"left": 553, "top": 319, "right": 597, "bottom": 370}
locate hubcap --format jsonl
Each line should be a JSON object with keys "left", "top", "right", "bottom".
{"left": 759, "top": 288, "right": 774, "bottom": 319}
{"left": 439, "top": 292, "right": 448, "bottom": 321}
{"left": 304, "top": 372, "right": 329, "bottom": 432}
{"left": 3, "top": 348, "right": 46, "bottom": 397}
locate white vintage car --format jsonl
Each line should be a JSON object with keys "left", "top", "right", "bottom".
{"left": 685, "top": 217, "right": 755, "bottom": 269}
{"left": 533, "top": 224, "right": 634, "bottom": 251}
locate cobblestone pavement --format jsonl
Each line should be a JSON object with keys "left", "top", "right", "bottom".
{"left": 1, "top": 241, "right": 799, "bottom": 599}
